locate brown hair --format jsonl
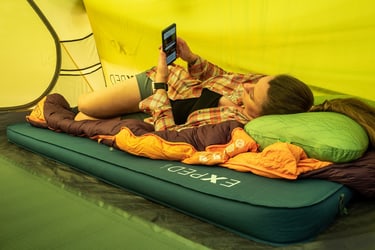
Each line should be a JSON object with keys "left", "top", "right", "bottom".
{"left": 260, "top": 74, "right": 314, "bottom": 116}
{"left": 310, "top": 98, "right": 375, "bottom": 148}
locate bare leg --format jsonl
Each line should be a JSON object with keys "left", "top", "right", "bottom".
{"left": 76, "top": 77, "right": 142, "bottom": 120}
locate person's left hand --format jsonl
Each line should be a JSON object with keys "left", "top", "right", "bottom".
{"left": 176, "top": 37, "right": 197, "bottom": 64}
{"left": 155, "top": 48, "right": 168, "bottom": 83}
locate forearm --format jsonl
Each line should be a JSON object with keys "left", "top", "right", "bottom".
{"left": 177, "top": 37, "right": 226, "bottom": 80}
{"left": 188, "top": 56, "right": 227, "bottom": 81}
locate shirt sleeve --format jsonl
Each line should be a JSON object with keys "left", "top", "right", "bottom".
{"left": 139, "top": 91, "right": 176, "bottom": 131}
{"left": 188, "top": 56, "right": 228, "bottom": 81}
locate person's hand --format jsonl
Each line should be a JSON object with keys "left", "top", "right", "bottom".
{"left": 155, "top": 48, "right": 168, "bottom": 83}
{"left": 176, "top": 37, "right": 198, "bottom": 64}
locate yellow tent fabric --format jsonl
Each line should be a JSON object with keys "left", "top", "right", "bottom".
{"left": 1, "top": 0, "right": 374, "bottom": 110}
{"left": 0, "top": 0, "right": 104, "bottom": 110}
{"left": 83, "top": 0, "right": 375, "bottom": 101}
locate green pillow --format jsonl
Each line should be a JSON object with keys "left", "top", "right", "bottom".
{"left": 244, "top": 112, "right": 369, "bottom": 163}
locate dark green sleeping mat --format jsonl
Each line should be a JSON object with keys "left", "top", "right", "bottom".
{"left": 6, "top": 122, "right": 352, "bottom": 246}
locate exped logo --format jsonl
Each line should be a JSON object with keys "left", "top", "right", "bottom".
{"left": 161, "top": 164, "right": 241, "bottom": 188}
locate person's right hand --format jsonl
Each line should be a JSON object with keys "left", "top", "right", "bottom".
{"left": 176, "top": 37, "right": 198, "bottom": 64}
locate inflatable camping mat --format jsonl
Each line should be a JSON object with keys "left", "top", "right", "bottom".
{"left": 7, "top": 92, "right": 375, "bottom": 245}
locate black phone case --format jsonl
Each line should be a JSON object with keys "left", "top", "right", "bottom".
{"left": 162, "top": 23, "right": 177, "bottom": 65}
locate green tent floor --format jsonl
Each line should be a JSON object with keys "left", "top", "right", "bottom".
{"left": 1, "top": 111, "right": 375, "bottom": 250}
{"left": 0, "top": 155, "right": 207, "bottom": 250}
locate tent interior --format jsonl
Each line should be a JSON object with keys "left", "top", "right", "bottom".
{"left": 1, "top": 0, "right": 374, "bottom": 249}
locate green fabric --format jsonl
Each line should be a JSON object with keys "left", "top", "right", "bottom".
{"left": 0, "top": 155, "right": 207, "bottom": 250}
{"left": 7, "top": 123, "right": 352, "bottom": 245}
{"left": 7, "top": 123, "right": 346, "bottom": 208}
{"left": 245, "top": 112, "right": 369, "bottom": 163}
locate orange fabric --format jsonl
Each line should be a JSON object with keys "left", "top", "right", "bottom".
{"left": 26, "top": 96, "right": 48, "bottom": 128}
{"left": 115, "top": 127, "right": 197, "bottom": 161}
{"left": 114, "top": 126, "right": 331, "bottom": 179}
{"left": 220, "top": 142, "right": 332, "bottom": 179}
{"left": 182, "top": 128, "right": 258, "bottom": 165}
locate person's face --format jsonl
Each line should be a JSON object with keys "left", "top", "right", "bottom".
{"left": 242, "top": 76, "right": 272, "bottom": 119}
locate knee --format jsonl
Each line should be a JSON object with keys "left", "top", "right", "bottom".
{"left": 77, "top": 93, "right": 92, "bottom": 116}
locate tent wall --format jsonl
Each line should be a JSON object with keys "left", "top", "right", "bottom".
{"left": 1, "top": 0, "right": 374, "bottom": 110}
{"left": 0, "top": 0, "right": 104, "bottom": 110}
{"left": 84, "top": 0, "right": 375, "bottom": 101}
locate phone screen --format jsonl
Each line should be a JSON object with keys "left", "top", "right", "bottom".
{"left": 162, "top": 23, "right": 177, "bottom": 65}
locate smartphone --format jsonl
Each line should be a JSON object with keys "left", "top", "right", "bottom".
{"left": 162, "top": 23, "right": 177, "bottom": 65}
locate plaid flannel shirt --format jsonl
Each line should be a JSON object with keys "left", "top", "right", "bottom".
{"left": 139, "top": 56, "right": 264, "bottom": 131}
